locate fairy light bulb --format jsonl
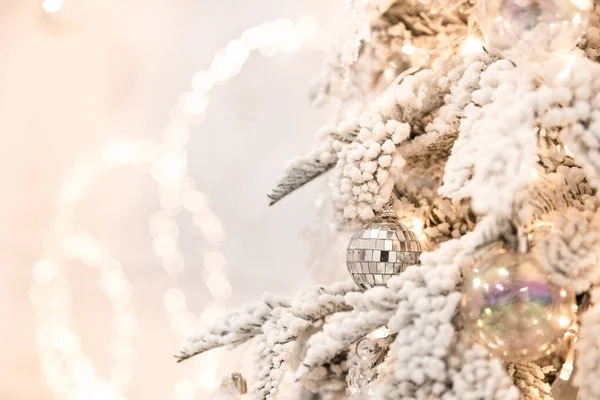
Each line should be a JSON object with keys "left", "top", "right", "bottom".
{"left": 42, "top": 0, "right": 64, "bottom": 13}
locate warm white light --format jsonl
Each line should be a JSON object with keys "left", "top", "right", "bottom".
{"left": 461, "top": 37, "right": 484, "bottom": 55}
{"left": 190, "top": 71, "right": 213, "bottom": 94}
{"left": 556, "top": 54, "right": 576, "bottom": 82}
{"left": 182, "top": 92, "right": 209, "bottom": 115}
{"left": 296, "top": 15, "right": 318, "bottom": 39}
{"left": 33, "top": 260, "right": 57, "bottom": 284}
{"left": 559, "top": 316, "right": 571, "bottom": 328}
{"left": 572, "top": 0, "right": 593, "bottom": 12}
{"left": 372, "top": 326, "right": 391, "bottom": 339}
{"left": 32, "top": 16, "right": 319, "bottom": 400}
{"left": 42, "top": 0, "right": 64, "bottom": 13}
{"left": 153, "top": 234, "right": 178, "bottom": 258}
{"left": 401, "top": 44, "right": 416, "bottom": 55}
{"left": 412, "top": 218, "right": 426, "bottom": 240}
{"left": 164, "top": 288, "right": 186, "bottom": 312}
{"left": 174, "top": 379, "right": 196, "bottom": 400}
{"left": 182, "top": 190, "right": 207, "bottom": 213}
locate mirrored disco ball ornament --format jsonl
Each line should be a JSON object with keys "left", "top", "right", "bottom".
{"left": 346, "top": 206, "right": 422, "bottom": 290}
{"left": 476, "top": 0, "right": 592, "bottom": 64}
{"left": 460, "top": 247, "right": 576, "bottom": 362}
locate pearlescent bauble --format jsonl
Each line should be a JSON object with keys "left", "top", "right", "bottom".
{"left": 477, "top": 0, "right": 592, "bottom": 64}
{"left": 346, "top": 219, "right": 421, "bottom": 290}
{"left": 460, "top": 248, "right": 575, "bottom": 362}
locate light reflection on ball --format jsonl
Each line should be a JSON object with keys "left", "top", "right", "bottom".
{"left": 460, "top": 248, "right": 575, "bottom": 362}
{"left": 477, "top": 0, "right": 592, "bottom": 64}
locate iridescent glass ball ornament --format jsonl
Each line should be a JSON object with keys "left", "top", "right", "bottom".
{"left": 346, "top": 210, "right": 421, "bottom": 290}
{"left": 460, "top": 247, "right": 576, "bottom": 362}
{"left": 476, "top": 0, "right": 592, "bottom": 64}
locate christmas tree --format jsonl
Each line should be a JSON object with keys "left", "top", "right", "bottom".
{"left": 176, "top": 0, "right": 600, "bottom": 398}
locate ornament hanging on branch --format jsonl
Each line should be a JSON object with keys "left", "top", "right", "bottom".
{"left": 347, "top": 328, "right": 396, "bottom": 398}
{"left": 476, "top": 0, "right": 593, "bottom": 65}
{"left": 211, "top": 373, "right": 248, "bottom": 400}
{"left": 346, "top": 200, "right": 422, "bottom": 290}
{"left": 460, "top": 244, "right": 576, "bottom": 362}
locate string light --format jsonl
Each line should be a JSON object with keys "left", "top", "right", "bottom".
{"left": 401, "top": 44, "right": 416, "bottom": 55}
{"left": 460, "top": 36, "right": 484, "bottom": 55}
{"left": 32, "top": 16, "right": 320, "bottom": 400}
{"left": 42, "top": 0, "right": 64, "bottom": 13}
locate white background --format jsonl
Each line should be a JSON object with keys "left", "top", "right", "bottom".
{"left": 0, "top": 1, "right": 347, "bottom": 398}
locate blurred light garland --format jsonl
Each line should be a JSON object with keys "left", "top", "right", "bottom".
{"left": 42, "top": 0, "right": 64, "bottom": 13}
{"left": 31, "top": 16, "right": 319, "bottom": 400}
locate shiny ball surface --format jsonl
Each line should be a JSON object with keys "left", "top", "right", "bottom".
{"left": 460, "top": 248, "right": 576, "bottom": 362}
{"left": 346, "top": 220, "right": 421, "bottom": 290}
{"left": 477, "top": 0, "right": 592, "bottom": 64}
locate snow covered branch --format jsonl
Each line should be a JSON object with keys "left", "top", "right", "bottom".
{"left": 176, "top": 282, "right": 357, "bottom": 364}
{"left": 440, "top": 59, "right": 538, "bottom": 215}
{"left": 298, "top": 286, "right": 399, "bottom": 375}
{"left": 176, "top": 294, "right": 290, "bottom": 362}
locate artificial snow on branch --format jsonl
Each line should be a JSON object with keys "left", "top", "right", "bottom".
{"left": 267, "top": 122, "right": 358, "bottom": 205}
{"left": 400, "top": 52, "right": 493, "bottom": 180}
{"left": 176, "top": 282, "right": 357, "bottom": 363}
{"left": 523, "top": 166, "right": 591, "bottom": 222}
{"left": 533, "top": 197, "right": 600, "bottom": 293}
{"left": 298, "top": 286, "right": 399, "bottom": 375}
{"left": 440, "top": 59, "right": 538, "bottom": 216}
{"left": 371, "top": 215, "right": 515, "bottom": 398}
{"left": 176, "top": 294, "right": 290, "bottom": 362}
{"left": 269, "top": 53, "right": 468, "bottom": 217}
{"left": 537, "top": 55, "right": 600, "bottom": 193}
{"left": 332, "top": 118, "right": 410, "bottom": 220}
{"left": 443, "top": 336, "right": 520, "bottom": 400}
{"left": 178, "top": 2, "right": 600, "bottom": 399}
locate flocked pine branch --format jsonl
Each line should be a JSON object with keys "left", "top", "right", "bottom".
{"left": 297, "top": 286, "right": 399, "bottom": 375}
{"left": 443, "top": 337, "right": 520, "bottom": 400}
{"left": 507, "top": 362, "right": 554, "bottom": 400}
{"left": 178, "top": 3, "right": 600, "bottom": 399}
{"left": 176, "top": 294, "right": 290, "bottom": 362}
{"left": 399, "top": 52, "right": 493, "bottom": 179}
{"left": 269, "top": 52, "right": 469, "bottom": 217}
{"left": 371, "top": 215, "right": 516, "bottom": 398}
{"left": 176, "top": 282, "right": 357, "bottom": 363}
{"left": 251, "top": 282, "right": 357, "bottom": 399}
{"left": 533, "top": 197, "right": 600, "bottom": 292}
{"left": 440, "top": 58, "right": 538, "bottom": 216}
{"left": 537, "top": 55, "right": 600, "bottom": 192}
{"left": 267, "top": 122, "right": 359, "bottom": 205}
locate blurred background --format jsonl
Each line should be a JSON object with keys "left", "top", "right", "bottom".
{"left": 0, "top": 0, "right": 348, "bottom": 398}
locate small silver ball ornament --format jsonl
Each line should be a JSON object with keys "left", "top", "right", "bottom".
{"left": 346, "top": 206, "right": 422, "bottom": 290}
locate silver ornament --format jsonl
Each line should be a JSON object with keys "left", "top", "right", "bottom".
{"left": 346, "top": 207, "right": 421, "bottom": 290}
